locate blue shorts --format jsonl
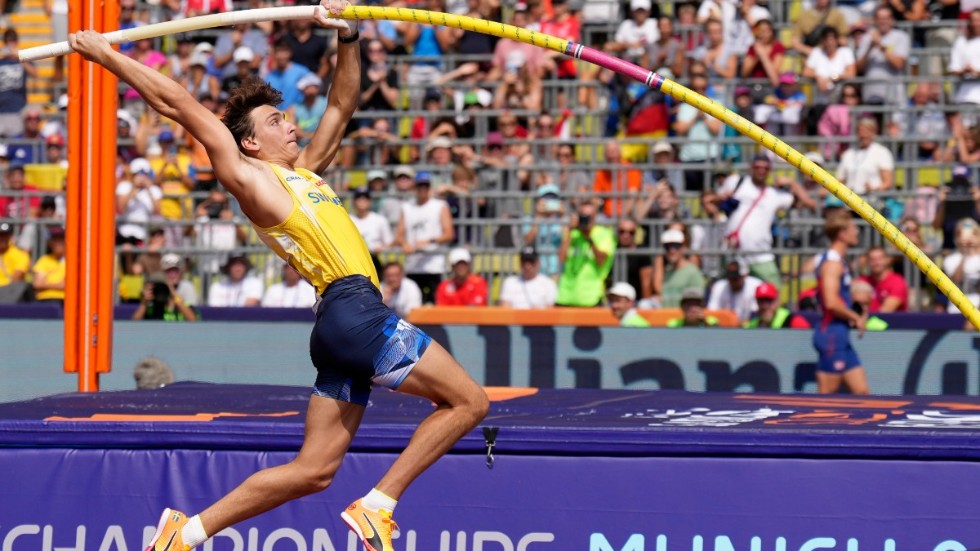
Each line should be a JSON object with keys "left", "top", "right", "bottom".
{"left": 812, "top": 323, "right": 862, "bottom": 374}
{"left": 310, "top": 275, "right": 432, "bottom": 406}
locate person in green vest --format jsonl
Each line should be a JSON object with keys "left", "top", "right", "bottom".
{"left": 607, "top": 281, "right": 651, "bottom": 327}
{"left": 744, "top": 281, "right": 812, "bottom": 329}
{"left": 556, "top": 202, "right": 617, "bottom": 306}
{"left": 667, "top": 287, "right": 720, "bottom": 327}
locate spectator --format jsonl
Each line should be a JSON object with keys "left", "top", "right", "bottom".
{"left": 349, "top": 186, "right": 393, "bottom": 274}
{"left": 591, "top": 140, "right": 643, "bottom": 219}
{"left": 133, "top": 272, "right": 199, "bottom": 321}
{"left": 207, "top": 254, "right": 263, "bottom": 307}
{"left": 556, "top": 202, "right": 616, "bottom": 307}
{"left": 220, "top": 46, "right": 258, "bottom": 95}
{"left": 791, "top": 0, "right": 850, "bottom": 57}
{"left": 397, "top": 0, "right": 458, "bottom": 105}
{"left": 261, "top": 263, "right": 317, "bottom": 308}
{"left": 7, "top": 106, "right": 43, "bottom": 164}
{"left": 487, "top": 5, "right": 551, "bottom": 82}
{"left": 933, "top": 164, "right": 980, "bottom": 251}
{"left": 167, "top": 36, "right": 197, "bottom": 83}
{"left": 116, "top": 108, "right": 140, "bottom": 165}
{"left": 523, "top": 183, "right": 566, "bottom": 278}
{"left": 944, "top": 123, "right": 980, "bottom": 165}
{"left": 539, "top": 0, "right": 581, "bottom": 80}
{"left": 289, "top": 73, "right": 327, "bottom": 147}
{"left": 43, "top": 133, "right": 67, "bottom": 168}
{"left": 212, "top": 23, "right": 267, "bottom": 80}
{"left": 675, "top": 0, "right": 705, "bottom": 52}
{"left": 715, "top": 154, "right": 813, "bottom": 284}
{"left": 116, "top": 157, "right": 162, "bottom": 246}
{"left": 130, "top": 34, "right": 168, "bottom": 75}
{"left": 396, "top": 171, "right": 455, "bottom": 304}
{"left": 858, "top": 246, "right": 909, "bottom": 312}
{"left": 817, "top": 82, "right": 864, "bottom": 160}
{"left": 644, "top": 17, "right": 684, "bottom": 78}
{"left": 133, "top": 356, "right": 176, "bottom": 389}
{"left": 943, "top": 219, "right": 980, "bottom": 314}
{"left": 0, "top": 30, "right": 35, "bottom": 139}
{"left": 892, "top": 82, "right": 949, "bottom": 161}
{"left": 948, "top": 9, "right": 980, "bottom": 107}
{"left": 761, "top": 72, "right": 807, "bottom": 136}
{"left": 837, "top": 116, "right": 895, "bottom": 195}
{"left": 492, "top": 56, "right": 544, "bottom": 113}
{"left": 345, "top": 117, "right": 400, "bottom": 168}
{"left": 265, "top": 38, "right": 314, "bottom": 111}
{"left": 193, "top": 188, "right": 247, "bottom": 275}
{"left": 697, "top": 0, "right": 771, "bottom": 57}
{"left": 855, "top": 6, "right": 910, "bottom": 106}
{"left": 359, "top": 39, "right": 400, "bottom": 113}
{"left": 607, "top": 281, "right": 651, "bottom": 327}
{"left": 435, "top": 247, "right": 488, "bottom": 306}
{"left": 0, "top": 163, "right": 40, "bottom": 220}
{"left": 802, "top": 27, "right": 857, "bottom": 105}
{"left": 32, "top": 228, "right": 66, "bottom": 304}
{"left": 0, "top": 222, "right": 30, "bottom": 303}
{"left": 553, "top": 142, "right": 591, "bottom": 197}
{"left": 742, "top": 19, "right": 785, "bottom": 90}
{"left": 281, "top": 18, "right": 330, "bottom": 78}
{"left": 707, "top": 259, "right": 764, "bottom": 322}
{"left": 692, "top": 19, "right": 737, "bottom": 82}
{"left": 160, "top": 253, "right": 198, "bottom": 307}
{"left": 851, "top": 280, "right": 890, "bottom": 330}
{"left": 814, "top": 210, "right": 870, "bottom": 394}
{"left": 608, "top": 0, "right": 660, "bottom": 63}
{"left": 744, "top": 281, "right": 811, "bottom": 328}
{"left": 674, "top": 71, "right": 722, "bottom": 191}
{"left": 667, "top": 287, "right": 720, "bottom": 327}
{"left": 380, "top": 166, "right": 415, "bottom": 228}
{"left": 151, "top": 129, "right": 196, "bottom": 222}
{"left": 658, "top": 228, "right": 706, "bottom": 308}
{"left": 179, "top": 0, "right": 232, "bottom": 18}
{"left": 380, "top": 261, "right": 423, "bottom": 318}
{"left": 611, "top": 217, "right": 654, "bottom": 302}
{"left": 498, "top": 246, "right": 558, "bottom": 309}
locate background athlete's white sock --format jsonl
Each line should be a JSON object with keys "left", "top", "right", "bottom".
{"left": 181, "top": 515, "right": 209, "bottom": 549}
{"left": 362, "top": 488, "right": 397, "bottom": 513}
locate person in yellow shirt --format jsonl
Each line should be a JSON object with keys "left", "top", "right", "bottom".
{"left": 32, "top": 228, "right": 66, "bottom": 303}
{"left": 150, "top": 129, "right": 196, "bottom": 220}
{"left": 0, "top": 222, "right": 31, "bottom": 303}
{"left": 71, "top": 3, "right": 488, "bottom": 551}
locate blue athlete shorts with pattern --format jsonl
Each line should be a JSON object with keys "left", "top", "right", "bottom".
{"left": 310, "top": 274, "right": 432, "bottom": 406}
{"left": 812, "top": 322, "right": 862, "bottom": 374}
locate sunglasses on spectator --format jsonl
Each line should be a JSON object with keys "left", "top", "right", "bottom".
{"left": 664, "top": 243, "right": 682, "bottom": 250}
{"left": 618, "top": 227, "right": 636, "bottom": 235}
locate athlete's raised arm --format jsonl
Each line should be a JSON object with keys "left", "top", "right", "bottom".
{"left": 296, "top": 0, "right": 361, "bottom": 174}
{"left": 68, "top": 30, "right": 262, "bottom": 198}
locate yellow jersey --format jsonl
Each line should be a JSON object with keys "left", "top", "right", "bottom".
{"left": 0, "top": 245, "right": 31, "bottom": 287}
{"left": 253, "top": 164, "right": 378, "bottom": 295}
{"left": 32, "top": 254, "right": 66, "bottom": 301}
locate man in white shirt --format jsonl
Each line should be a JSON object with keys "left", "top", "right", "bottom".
{"left": 349, "top": 186, "right": 393, "bottom": 274}
{"left": 261, "top": 263, "right": 317, "bottom": 308}
{"left": 395, "top": 171, "right": 454, "bottom": 303}
{"left": 380, "top": 261, "right": 423, "bottom": 318}
{"left": 716, "top": 154, "right": 814, "bottom": 284}
{"left": 707, "top": 259, "right": 763, "bottom": 322}
{"left": 697, "top": 0, "right": 771, "bottom": 56}
{"left": 610, "top": 0, "right": 660, "bottom": 61}
{"left": 115, "top": 157, "right": 162, "bottom": 244}
{"left": 855, "top": 6, "right": 910, "bottom": 105}
{"left": 498, "top": 246, "right": 558, "bottom": 309}
{"left": 837, "top": 116, "right": 894, "bottom": 195}
{"left": 947, "top": 10, "right": 980, "bottom": 105}
{"left": 207, "top": 254, "right": 263, "bottom": 307}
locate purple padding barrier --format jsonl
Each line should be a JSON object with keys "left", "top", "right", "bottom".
{"left": 2, "top": 450, "right": 980, "bottom": 549}
{"left": 6, "top": 383, "right": 980, "bottom": 458}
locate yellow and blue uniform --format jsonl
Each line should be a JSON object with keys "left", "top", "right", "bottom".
{"left": 256, "top": 164, "right": 430, "bottom": 405}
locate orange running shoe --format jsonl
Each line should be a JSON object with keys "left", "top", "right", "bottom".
{"left": 144, "top": 508, "right": 190, "bottom": 551}
{"left": 340, "top": 499, "right": 399, "bottom": 551}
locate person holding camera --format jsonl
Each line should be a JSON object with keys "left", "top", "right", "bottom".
{"left": 132, "top": 272, "right": 198, "bottom": 321}
{"left": 556, "top": 202, "right": 617, "bottom": 307}
{"left": 713, "top": 154, "right": 811, "bottom": 285}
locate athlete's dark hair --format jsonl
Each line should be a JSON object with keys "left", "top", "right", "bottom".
{"left": 222, "top": 76, "right": 283, "bottom": 152}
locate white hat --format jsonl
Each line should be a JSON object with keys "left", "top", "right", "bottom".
{"left": 232, "top": 46, "right": 254, "bottom": 64}
{"left": 660, "top": 228, "right": 685, "bottom": 246}
{"left": 426, "top": 136, "right": 453, "bottom": 151}
{"left": 129, "top": 157, "right": 153, "bottom": 176}
{"left": 296, "top": 73, "right": 322, "bottom": 91}
{"left": 116, "top": 109, "right": 137, "bottom": 129}
{"left": 630, "top": 0, "right": 652, "bottom": 10}
{"left": 161, "top": 253, "right": 182, "bottom": 271}
{"left": 57, "top": 93, "right": 68, "bottom": 110}
{"left": 189, "top": 51, "right": 209, "bottom": 67}
{"left": 607, "top": 282, "right": 637, "bottom": 301}
{"left": 366, "top": 169, "right": 387, "bottom": 182}
{"left": 652, "top": 140, "right": 673, "bottom": 155}
{"left": 394, "top": 165, "right": 415, "bottom": 178}
{"left": 804, "top": 151, "right": 826, "bottom": 167}
{"left": 192, "top": 41, "right": 213, "bottom": 54}
{"left": 448, "top": 247, "right": 472, "bottom": 265}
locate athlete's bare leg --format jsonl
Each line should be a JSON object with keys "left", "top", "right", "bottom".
{"left": 197, "top": 394, "right": 366, "bottom": 533}
{"left": 842, "top": 367, "right": 870, "bottom": 395}
{"left": 816, "top": 371, "right": 843, "bottom": 394}
{"left": 374, "top": 340, "right": 489, "bottom": 500}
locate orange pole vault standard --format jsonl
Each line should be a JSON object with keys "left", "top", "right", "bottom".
{"left": 64, "top": 0, "right": 118, "bottom": 391}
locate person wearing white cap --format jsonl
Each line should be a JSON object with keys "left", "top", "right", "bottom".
{"left": 115, "top": 157, "right": 163, "bottom": 245}
{"left": 607, "top": 0, "right": 660, "bottom": 61}
{"left": 607, "top": 281, "right": 650, "bottom": 327}
{"left": 435, "top": 247, "right": 488, "bottom": 306}
{"left": 288, "top": 73, "right": 326, "bottom": 146}
{"left": 160, "top": 253, "right": 198, "bottom": 309}
{"left": 212, "top": 23, "right": 268, "bottom": 79}
{"left": 220, "top": 45, "right": 259, "bottom": 95}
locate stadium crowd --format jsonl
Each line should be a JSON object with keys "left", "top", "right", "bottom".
{"left": 1, "top": 0, "right": 979, "bottom": 325}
